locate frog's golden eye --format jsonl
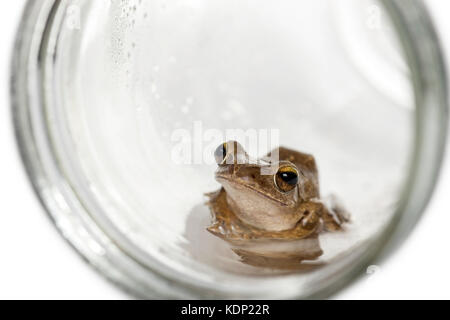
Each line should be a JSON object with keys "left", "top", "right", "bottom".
{"left": 214, "top": 143, "right": 228, "bottom": 164}
{"left": 275, "top": 166, "right": 299, "bottom": 192}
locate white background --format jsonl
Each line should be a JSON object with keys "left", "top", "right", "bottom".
{"left": 0, "top": 0, "right": 449, "bottom": 299}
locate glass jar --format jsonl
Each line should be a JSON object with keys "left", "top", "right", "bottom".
{"left": 11, "top": 0, "right": 448, "bottom": 298}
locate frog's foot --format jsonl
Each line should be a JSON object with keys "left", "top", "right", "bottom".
{"left": 204, "top": 189, "right": 221, "bottom": 202}
{"left": 320, "top": 195, "right": 350, "bottom": 232}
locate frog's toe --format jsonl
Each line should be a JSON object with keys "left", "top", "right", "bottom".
{"left": 322, "top": 207, "right": 348, "bottom": 232}
{"left": 323, "top": 219, "right": 344, "bottom": 232}
{"left": 207, "top": 223, "right": 223, "bottom": 236}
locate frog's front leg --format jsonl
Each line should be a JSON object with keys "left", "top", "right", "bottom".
{"left": 318, "top": 198, "right": 350, "bottom": 232}
{"left": 300, "top": 200, "right": 349, "bottom": 232}
{"left": 297, "top": 201, "right": 322, "bottom": 231}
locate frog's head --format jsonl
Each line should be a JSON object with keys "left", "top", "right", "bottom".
{"left": 214, "top": 141, "right": 301, "bottom": 208}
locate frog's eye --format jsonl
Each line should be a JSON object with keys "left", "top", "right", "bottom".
{"left": 275, "top": 166, "right": 299, "bottom": 192}
{"left": 214, "top": 143, "right": 228, "bottom": 165}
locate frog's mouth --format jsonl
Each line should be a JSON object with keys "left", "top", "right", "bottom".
{"left": 215, "top": 174, "right": 293, "bottom": 207}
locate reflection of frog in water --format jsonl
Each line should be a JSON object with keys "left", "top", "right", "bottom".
{"left": 206, "top": 141, "right": 349, "bottom": 269}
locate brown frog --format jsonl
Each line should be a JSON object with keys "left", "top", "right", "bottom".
{"left": 206, "top": 141, "right": 349, "bottom": 269}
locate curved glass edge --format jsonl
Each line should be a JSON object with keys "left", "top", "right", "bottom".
{"left": 315, "top": 0, "right": 449, "bottom": 298}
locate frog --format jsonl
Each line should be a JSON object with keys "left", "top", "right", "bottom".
{"left": 206, "top": 141, "right": 349, "bottom": 269}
